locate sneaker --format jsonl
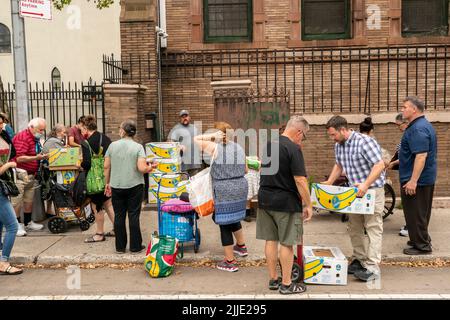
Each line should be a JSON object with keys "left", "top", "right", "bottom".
{"left": 217, "top": 260, "right": 239, "bottom": 272}
{"left": 16, "top": 223, "right": 27, "bottom": 237}
{"left": 26, "top": 221, "right": 44, "bottom": 231}
{"left": 354, "top": 269, "right": 380, "bottom": 282}
{"left": 347, "top": 259, "right": 366, "bottom": 274}
{"left": 399, "top": 226, "right": 409, "bottom": 237}
{"left": 279, "top": 282, "right": 307, "bottom": 295}
{"left": 233, "top": 245, "right": 248, "bottom": 257}
{"left": 268, "top": 277, "right": 282, "bottom": 290}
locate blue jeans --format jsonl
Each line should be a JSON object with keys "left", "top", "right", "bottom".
{"left": 0, "top": 190, "right": 19, "bottom": 262}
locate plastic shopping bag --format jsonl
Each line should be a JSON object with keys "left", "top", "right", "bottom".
{"left": 144, "top": 233, "right": 178, "bottom": 278}
{"left": 186, "top": 167, "right": 214, "bottom": 217}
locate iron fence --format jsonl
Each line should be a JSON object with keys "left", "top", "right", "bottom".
{"left": 103, "top": 44, "right": 450, "bottom": 114}
{"left": 0, "top": 81, "right": 105, "bottom": 133}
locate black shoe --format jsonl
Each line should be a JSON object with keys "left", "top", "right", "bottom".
{"left": 268, "top": 277, "right": 282, "bottom": 290}
{"left": 407, "top": 240, "right": 415, "bottom": 247}
{"left": 347, "top": 259, "right": 366, "bottom": 274}
{"left": 403, "top": 247, "right": 432, "bottom": 255}
{"left": 130, "top": 245, "right": 146, "bottom": 254}
{"left": 354, "top": 269, "right": 380, "bottom": 282}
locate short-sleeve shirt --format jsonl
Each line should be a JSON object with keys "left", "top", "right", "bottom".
{"left": 258, "top": 136, "right": 307, "bottom": 213}
{"left": 334, "top": 131, "right": 385, "bottom": 188}
{"left": 399, "top": 116, "right": 437, "bottom": 186}
{"left": 105, "top": 138, "right": 146, "bottom": 189}
{"left": 168, "top": 123, "right": 202, "bottom": 171}
{"left": 12, "top": 128, "right": 40, "bottom": 175}
{"left": 69, "top": 126, "right": 85, "bottom": 145}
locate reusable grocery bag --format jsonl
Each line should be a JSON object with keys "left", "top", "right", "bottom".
{"left": 186, "top": 167, "right": 214, "bottom": 217}
{"left": 144, "top": 233, "right": 179, "bottom": 278}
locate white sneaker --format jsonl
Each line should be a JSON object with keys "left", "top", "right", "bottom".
{"left": 399, "top": 226, "right": 409, "bottom": 237}
{"left": 17, "top": 223, "right": 27, "bottom": 237}
{"left": 26, "top": 221, "right": 44, "bottom": 231}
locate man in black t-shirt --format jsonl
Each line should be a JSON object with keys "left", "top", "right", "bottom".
{"left": 257, "top": 115, "right": 312, "bottom": 295}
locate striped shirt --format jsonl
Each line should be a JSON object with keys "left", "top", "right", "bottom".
{"left": 12, "top": 128, "right": 40, "bottom": 175}
{"left": 334, "top": 131, "right": 385, "bottom": 188}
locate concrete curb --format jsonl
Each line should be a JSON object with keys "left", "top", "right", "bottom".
{"left": 11, "top": 253, "right": 450, "bottom": 266}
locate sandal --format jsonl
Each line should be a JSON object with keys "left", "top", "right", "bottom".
{"left": 0, "top": 264, "right": 23, "bottom": 276}
{"left": 84, "top": 233, "right": 106, "bottom": 243}
{"left": 279, "top": 282, "right": 307, "bottom": 295}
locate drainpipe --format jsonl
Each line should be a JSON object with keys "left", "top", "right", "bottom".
{"left": 156, "top": 0, "right": 166, "bottom": 141}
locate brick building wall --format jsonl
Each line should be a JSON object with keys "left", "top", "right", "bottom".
{"left": 116, "top": 0, "right": 450, "bottom": 196}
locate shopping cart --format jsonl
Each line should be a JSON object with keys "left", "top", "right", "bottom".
{"left": 156, "top": 172, "right": 201, "bottom": 258}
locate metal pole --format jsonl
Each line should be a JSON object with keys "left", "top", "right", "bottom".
{"left": 10, "top": 0, "right": 29, "bottom": 131}
{"left": 157, "top": 0, "right": 165, "bottom": 141}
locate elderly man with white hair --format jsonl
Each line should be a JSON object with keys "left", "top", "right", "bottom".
{"left": 11, "top": 117, "right": 49, "bottom": 236}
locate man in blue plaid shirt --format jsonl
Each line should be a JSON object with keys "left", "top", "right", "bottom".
{"left": 323, "top": 115, "right": 386, "bottom": 282}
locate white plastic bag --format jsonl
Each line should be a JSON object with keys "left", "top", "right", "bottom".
{"left": 187, "top": 167, "right": 214, "bottom": 217}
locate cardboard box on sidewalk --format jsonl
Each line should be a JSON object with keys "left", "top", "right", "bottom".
{"left": 303, "top": 246, "right": 348, "bottom": 285}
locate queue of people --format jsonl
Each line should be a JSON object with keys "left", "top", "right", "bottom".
{"left": 0, "top": 98, "right": 438, "bottom": 296}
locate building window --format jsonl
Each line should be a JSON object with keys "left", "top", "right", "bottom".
{"left": 402, "top": 0, "right": 449, "bottom": 37}
{"left": 301, "top": 0, "right": 351, "bottom": 40}
{"left": 0, "top": 24, "right": 11, "bottom": 53}
{"left": 51, "top": 68, "right": 61, "bottom": 89}
{"left": 203, "top": 0, "right": 253, "bottom": 43}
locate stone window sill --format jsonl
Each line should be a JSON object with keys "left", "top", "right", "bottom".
{"left": 287, "top": 38, "right": 368, "bottom": 48}
{"left": 388, "top": 36, "right": 450, "bottom": 46}
{"left": 189, "top": 41, "right": 268, "bottom": 51}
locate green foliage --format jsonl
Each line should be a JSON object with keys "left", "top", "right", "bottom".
{"left": 52, "top": 0, "right": 114, "bottom": 10}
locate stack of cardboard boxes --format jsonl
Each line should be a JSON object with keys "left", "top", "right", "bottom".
{"left": 146, "top": 142, "right": 189, "bottom": 204}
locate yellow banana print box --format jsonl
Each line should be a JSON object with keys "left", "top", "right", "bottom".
{"left": 145, "top": 142, "right": 181, "bottom": 161}
{"left": 303, "top": 246, "right": 348, "bottom": 285}
{"left": 148, "top": 179, "right": 190, "bottom": 204}
{"left": 311, "top": 183, "right": 375, "bottom": 215}
{"left": 151, "top": 158, "right": 181, "bottom": 174}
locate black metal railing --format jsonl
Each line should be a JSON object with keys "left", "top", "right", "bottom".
{"left": 103, "top": 53, "right": 154, "bottom": 85}
{"left": 103, "top": 44, "right": 450, "bottom": 114}
{"left": 0, "top": 81, "right": 105, "bottom": 133}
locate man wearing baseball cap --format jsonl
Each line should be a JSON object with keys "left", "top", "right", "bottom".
{"left": 168, "top": 109, "right": 202, "bottom": 176}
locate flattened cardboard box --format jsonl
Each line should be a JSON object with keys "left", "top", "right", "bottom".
{"left": 48, "top": 147, "right": 81, "bottom": 169}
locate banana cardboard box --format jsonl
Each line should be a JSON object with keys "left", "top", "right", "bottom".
{"left": 151, "top": 158, "right": 182, "bottom": 175}
{"left": 148, "top": 177, "right": 190, "bottom": 204}
{"left": 311, "top": 183, "right": 375, "bottom": 215}
{"left": 48, "top": 147, "right": 81, "bottom": 169}
{"left": 145, "top": 142, "right": 181, "bottom": 162}
{"left": 303, "top": 246, "right": 348, "bottom": 286}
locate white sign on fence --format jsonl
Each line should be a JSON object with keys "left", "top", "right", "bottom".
{"left": 19, "top": 0, "right": 52, "bottom": 20}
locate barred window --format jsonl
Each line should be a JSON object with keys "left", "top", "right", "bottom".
{"left": 204, "top": 0, "right": 253, "bottom": 43}
{"left": 0, "top": 24, "right": 11, "bottom": 54}
{"left": 402, "top": 0, "right": 449, "bottom": 37}
{"left": 301, "top": 0, "right": 351, "bottom": 40}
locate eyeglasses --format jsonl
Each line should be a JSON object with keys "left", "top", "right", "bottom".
{"left": 299, "top": 130, "right": 307, "bottom": 140}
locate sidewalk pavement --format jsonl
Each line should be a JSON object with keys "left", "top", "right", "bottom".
{"left": 9, "top": 207, "right": 450, "bottom": 265}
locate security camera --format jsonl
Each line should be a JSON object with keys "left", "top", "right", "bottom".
{"left": 155, "top": 26, "right": 168, "bottom": 39}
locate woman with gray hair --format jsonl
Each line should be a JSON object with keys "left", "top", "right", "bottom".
{"left": 388, "top": 113, "right": 409, "bottom": 237}
{"left": 42, "top": 124, "right": 67, "bottom": 154}
{"left": 104, "top": 120, "right": 157, "bottom": 253}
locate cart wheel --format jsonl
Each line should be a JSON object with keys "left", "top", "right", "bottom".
{"left": 48, "top": 217, "right": 67, "bottom": 234}
{"left": 79, "top": 220, "right": 90, "bottom": 231}
{"left": 194, "top": 228, "right": 201, "bottom": 253}
{"left": 86, "top": 214, "right": 95, "bottom": 224}
{"left": 291, "top": 262, "right": 303, "bottom": 283}
{"left": 383, "top": 183, "right": 396, "bottom": 220}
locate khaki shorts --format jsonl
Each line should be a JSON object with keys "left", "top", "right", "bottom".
{"left": 10, "top": 172, "right": 37, "bottom": 208}
{"left": 256, "top": 209, "right": 303, "bottom": 246}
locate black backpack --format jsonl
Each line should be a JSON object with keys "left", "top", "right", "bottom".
{"left": 71, "top": 171, "right": 87, "bottom": 207}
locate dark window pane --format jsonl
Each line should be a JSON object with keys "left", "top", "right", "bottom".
{"left": 402, "top": 0, "right": 448, "bottom": 36}
{"left": 205, "top": 0, "right": 252, "bottom": 41}
{"left": 303, "top": 0, "right": 347, "bottom": 35}
{"left": 0, "top": 24, "right": 11, "bottom": 53}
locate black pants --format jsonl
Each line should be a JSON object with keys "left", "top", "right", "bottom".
{"left": 219, "top": 222, "right": 242, "bottom": 247}
{"left": 401, "top": 184, "right": 434, "bottom": 251}
{"left": 112, "top": 184, "right": 144, "bottom": 252}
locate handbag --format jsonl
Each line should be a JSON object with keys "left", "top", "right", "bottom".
{"left": 144, "top": 233, "right": 179, "bottom": 278}
{"left": 186, "top": 167, "right": 215, "bottom": 217}
{"left": 0, "top": 143, "right": 19, "bottom": 197}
